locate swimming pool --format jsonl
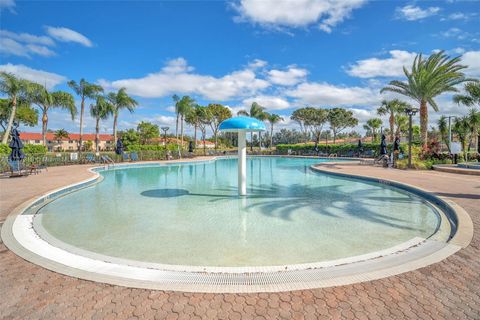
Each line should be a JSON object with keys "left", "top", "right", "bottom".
{"left": 33, "top": 157, "right": 450, "bottom": 268}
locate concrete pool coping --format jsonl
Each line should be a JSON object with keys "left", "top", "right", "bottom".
{"left": 1, "top": 156, "right": 473, "bottom": 293}
{"left": 433, "top": 164, "right": 480, "bottom": 176}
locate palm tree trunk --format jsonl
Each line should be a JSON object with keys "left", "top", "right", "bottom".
{"left": 175, "top": 113, "right": 179, "bottom": 140}
{"left": 42, "top": 109, "right": 48, "bottom": 146}
{"left": 78, "top": 96, "right": 85, "bottom": 151}
{"left": 95, "top": 117, "right": 100, "bottom": 152}
{"left": 270, "top": 125, "right": 274, "bottom": 148}
{"left": 214, "top": 131, "right": 218, "bottom": 150}
{"left": 389, "top": 113, "right": 395, "bottom": 142}
{"left": 2, "top": 95, "right": 17, "bottom": 144}
{"left": 259, "top": 132, "right": 262, "bottom": 150}
{"left": 180, "top": 115, "right": 184, "bottom": 147}
{"left": 193, "top": 124, "right": 197, "bottom": 149}
{"left": 250, "top": 132, "right": 253, "bottom": 152}
{"left": 333, "top": 131, "right": 336, "bottom": 144}
{"left": 420, "top": 99, "right": 428, "bottom": 147}
{"left": 113, "top": 113, "right": 118, "bottom": 144}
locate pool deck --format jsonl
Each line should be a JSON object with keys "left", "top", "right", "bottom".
{"left": 1, "top": 159, "right": 479, "bottom": 319}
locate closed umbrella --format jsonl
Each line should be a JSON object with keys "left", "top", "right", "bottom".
{"left": 115, "top": 138, "right": 124, "bottom": 155}
{"left": 9, "top": 123, "right": 25, "bottom": 171}
{"left": 393, "top": 136, "right": 400, "bottom": 152}
{"left": 380, "top": 134, "right": 388, "bottom": 155}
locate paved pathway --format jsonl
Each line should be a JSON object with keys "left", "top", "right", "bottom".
{"left": 0, "top": 162, "right": 479, "bottom": 319}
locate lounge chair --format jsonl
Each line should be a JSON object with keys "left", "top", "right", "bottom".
{"left": 123, "top": 153, "right": 130, "bottom": 162}
{"left": 130, "top": 152, "right": 138, "bottom": 162}
{"left": 360, "top": 154, "right": 389, "bottom": 166}
{"left": 8, "top": 160, "right": 29, "bottom": 177}
{"left": 85, "top": 153, "right": 96, "bottom": 163}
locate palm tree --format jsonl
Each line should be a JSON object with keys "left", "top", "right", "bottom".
{"left": 107, "top": 88, "right": 138, "bottom": 144}
{"left": 68, "top": 79, "right": 103, "bottom": 151}
{"left": 437, "top": 116, "right": 451, "bottom": 153}
{"left": 364, "top": 118, "right": 382, "bottom": 142}
{"left": 453, "top": 116, "right": 471, "bottom": 161}
{"left": 185, "top": 105, "right": 201, "bottom": 149}
{"left": 267, "top": 113, "right": 283, "bottom": 148}
{"left": 395, "top": 114, "right": 408, "bottom": 138}
{"left": 453, "top": 82, "right": 480, "bottom": 108}
{"left": 30, "top": 83, "right": 76, "bottom": 146}
{"left": 0, "top": 72, "right": 32, "bottom": 143}
{"left": 54, "top": 128, "right": 69, "bottom": 151}
{"left": 381, "top": 51, "right": 472, "bottom": 147}
{"left": 176, "top": 96, "right": 195, "bottom": 146}
{"left": 238, "top": 102, "right": 267, "bottom": 151}
{"left": 90, "top": 95, "right": 114, "bottom": 152}
{"left": 172, "top": 94, "right": 180, "bottom": 140}
{"left": 377, "top": 99, "right": 411, "bottom": 142}
{"left": 466, "top": 108, "right": 480, "bottom": 153}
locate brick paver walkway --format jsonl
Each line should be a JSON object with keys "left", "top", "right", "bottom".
{"left": 0, "top": 162, "right": 479, "bottom": 319}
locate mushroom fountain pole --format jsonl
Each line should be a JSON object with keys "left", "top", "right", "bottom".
{"left": 238, "top": 130, "right": 247, "bottom": 195}
{"left": 219, "top": 116, "right": 266, "bottom": 196}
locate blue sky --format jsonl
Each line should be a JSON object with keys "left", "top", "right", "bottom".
{"left": 1, "top": 0, "right": 479, "bottom": 136}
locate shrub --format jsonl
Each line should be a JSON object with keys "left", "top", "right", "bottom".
{"left": 0, "top": 143, "right": 47, "bottom": 155}
{"left": 275, "top": 143, "right": 381, "bottom": 156}
{"left": 125, "top": 144, "right": 181, "bottom": 152}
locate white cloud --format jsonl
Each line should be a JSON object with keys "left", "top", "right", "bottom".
{"left": 0, "top": 63, "right": 66, "bottom": 89}
{"left": 395, "top": 5, "right": 440, "bottom": 21}
{"left": 99, "top": 58, "right": 270, "bottom": 101}
{"left": 45, "top": 26, "right": 93, "bottom": 47}
{"left": 0, "top": 30, "right": 55, "bottom": 46}
{"left": 248, "top": 59, "right": 267, "bottom": 69}
{"left": 0, "top": 30, "right": 56, "bottom": 58}
{"left": 346, "top": 50, "right": 417, "bottom": 78}
{"left": 267, "top": 67, "right": 307, "bottom": 86}
{"left": 461, "top": 51, "right": 480, "bottom": 77}
{"left": 242, "top": 95, "right": 291, "bottom": 110}
{"left": 0, "top": 0, "right": 15, "bottom": 12}
{"left": 286, "top": 82, "right": 379, "bottom": 106}
{"left": 0, "top": 38, "right": 30, "bottom": 57}
{"left": 233, "top": 0, "right": 367, "bottom": 33}
{"left": 442, "top": 12, "right": 477, "bottom": 21}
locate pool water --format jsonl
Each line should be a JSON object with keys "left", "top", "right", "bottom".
{"left": 36, "top": 157, "right": 444, "bottom": 267}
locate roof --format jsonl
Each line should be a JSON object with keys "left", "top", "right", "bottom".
{"left": 219, "top": 116, "right": 266, "bottom": 132}
{"left": 20, "top": 132, "right": 114, "bottom": 141}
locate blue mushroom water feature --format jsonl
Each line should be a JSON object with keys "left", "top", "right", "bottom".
{"left": 219, "top": 116, "right": 266, "bottom": 196}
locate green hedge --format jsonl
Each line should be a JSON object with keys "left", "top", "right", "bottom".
{"left": 0, "top": 143, "right": 47, "bottom": 155}
{"left": 125, "top": 144, "right": 181, "bottom": 152}
{"left": 275, "top": 143, "right": 381, "bottom": 155}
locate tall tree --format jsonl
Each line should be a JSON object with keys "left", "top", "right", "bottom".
{"left": 195, "top": 106, "right": 211, "bottom": 155}
{"left": 107, "top": 87, "right": 138, "bottom": 144}
{"left": 290, "top": 107, "right": 311, "bottom": 143}
{"left": 306, "top": 108, "right": 329, "bottom": 148}
{"left": 238, "top": 102, "right": 267, "bottom": 150}
{"left": 466, "top": 108, "right": 480, "bottom": 152}
{"left": 364, "top": 118, "right": 383, "bottom": 142}
{"left": 267, "top": 113, "right": 283, "bottom": 148}
{"left": 453, "top": 82, "right": 480, "bottom": 108}
{"left": 0, "top": 98, "right": 38, "bottom": 132}
{"left": 377, "top": 99, "right": 411, "bottom": 142}
{"left": 453, "top": 116, "right": 471, "bottom": 160}
{"left": 381, "top": 51, "right": 472, "bottom": 147}
{"left": 172, "top": 94, "right": 180, "bottom": 140}
{"left": 68, "top": 79, "right": 103, "bottom": 150}
{"left": 185, "top": 104, "right": 201, "bottom": 148}
{"left": 176, "top": 96, "right": 195, "bottom": 146}
{"left": 0, "top": 72, "right": 32, "bottom": 143}
{"left": 437, "top": 116, "right": 451, "bottom": 153}
{"left": 327, "top": 108, "right": 358, "bottom": 144}
{"left": 31, "top": 83, "right": 76, "bottom": 146}
{"left": 207, "top": 103, "right": 232, "bottom": 149}
{"left": 137, "top": 121, "right": 160, "bottom": 144}
{"left": 53, "top": 128, "right": 69, "bottom": 151}
{"left": 90, "top": 95, "right": 113, "bottom": 152}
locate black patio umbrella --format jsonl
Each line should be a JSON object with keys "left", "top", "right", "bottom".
{"left": 8, "top": 123, "right": 25, "bottom": 167}
{"left": 115, "top": 138, "right": 124, "bottom": 155}
{"left": 393, "top": 136, "right": 400, "bottom": 152}
{"left": 380, "top": 134, "right": 388, "bottom": 155}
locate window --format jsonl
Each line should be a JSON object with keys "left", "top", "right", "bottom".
{"left": 35, "top": 140, "right": 40, "bottom": 143}
{"left": 69, "top": 140, "right": 74, "bottom": 143}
